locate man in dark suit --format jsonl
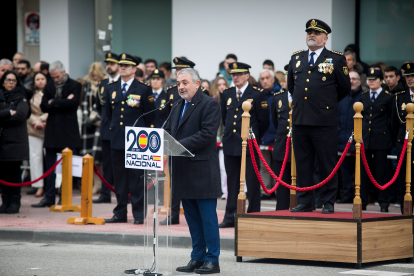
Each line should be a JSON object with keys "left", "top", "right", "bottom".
{"left": 32, "top": 61, "right": 81, "bottom": 207}
{"left": 360, "top": 69, "right": 393, "bottom": 212}
{"left": 165, "top": 68, "right": 221, "bottom": 274}
{"left": 219, "top": 62, "right": 270, "bottom": 228}
{"left": 104, "top": 54, "right": 156, "bottom": 224}
{"left": 93, "top": 52, "right": 120, "bottom": 204}
{"left": 288, "top": 19, "right": 351, "bottom": 214}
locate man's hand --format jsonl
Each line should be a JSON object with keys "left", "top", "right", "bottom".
{"left": 33, "top": 121, "right": 45, "bottom": 130}
{"left": 11, "top": 110, "right": 16, "bottom": 115}
{"left": 48, "top": 99, "right": 53, "bottom": 105}
{"left": 67, "top": 94, "right": 74, "bottom": 100}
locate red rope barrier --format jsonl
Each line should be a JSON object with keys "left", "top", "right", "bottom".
{"left": 0, "top": 157, "right": 63, "bottom": 187}
{"left": 360, "top": 139, "right": 407, "bottom": 190}
{"left": 249, "top": 137, "right": 351, "bottom": 192}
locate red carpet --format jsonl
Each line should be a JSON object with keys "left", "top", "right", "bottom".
{"left": 247, "top": 210, "right": 405, "bottom": 219}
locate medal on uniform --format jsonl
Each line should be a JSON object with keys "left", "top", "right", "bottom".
{"left": 343, "top": 66, "right": 349, "bottom": 75}
{"left": 112, "top": 91, "right": 116, "bottom": 99}
{"left": 318, "top": 59, "right": 334, "bottom": 74}
{"left": 402, "top": 103, "right": 406, "bottom": 110}
{"left": 127, "top": 94, "right": 141, "bottom": 107}
{"left": 278, "top": 100, "right": 282, "bottom": 108}
{"left": 296, "top": 61, "right": 301, "bottom": 68}
{"left": 227, "top": 98, "right": 232, "bottom": 105}
{"left": 322, "top": 76, "right": 326, "bottom": 81}
{"left": 246, "top": 99, "right": 253, "bottom": 104}
{"left": 261, "top": 101, "right": 268, "bottom": 109}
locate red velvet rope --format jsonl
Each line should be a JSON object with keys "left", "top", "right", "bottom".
{"left": 249, "top": 138, "right": 351, "bottom": 192}
{"left": 360, "top": 139, "right": 407, "bottom": 190}
{"left": 0, "top": 157, "right": 63, "bottom": 187}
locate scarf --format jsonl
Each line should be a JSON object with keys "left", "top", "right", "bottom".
{"left": 54, "top": 74, "right": 69, "bottom": 99}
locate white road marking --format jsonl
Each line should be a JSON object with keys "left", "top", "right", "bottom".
{"left": 340, "top": 270, "right": 413, "bottom": 275}
{"left": 383, "top": 264, "right": 414, "bottom": 269}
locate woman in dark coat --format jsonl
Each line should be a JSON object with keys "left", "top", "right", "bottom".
{"left": 0, "top": 71, "right": 30, "bottom": 214}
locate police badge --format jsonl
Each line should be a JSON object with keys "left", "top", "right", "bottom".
{"left": 227, "top": 98, "right": 232, "bottom": 105}
{"left": 278, "top": 100, "right": 282, "bottom": 108}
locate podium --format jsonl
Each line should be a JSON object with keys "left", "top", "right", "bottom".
{"left": 124, "top": 128, "right": 193, "bottom": 276}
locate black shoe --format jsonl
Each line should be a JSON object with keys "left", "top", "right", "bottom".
{"left": 6, "top": 203, "right": 20, "bottom": 214}
{"left": 26, "top": 188, "right": 38, "bottom": 195}
{"left": 315, "top": 203, "right": 323, "bottom": 209}
{"left": 133, "top": 220, "right": 144, "bottom": 225}
{"left": 336, "top": 197, "right": 353, "bottom": 204}
{"left": 291, "top": 204, "right": 313, "bottom": 212}
{"left": 218, "top": 221, "right": 234, "bottom": 228}
{"left": 0, "top": 203, "right": 10, "bottom": 213}
{"left": 93, "top": 197, "right": 111, "bottom": 203}
{"left": 176, "top": 259, "right": 204, "bottom": 272}
{"left": 104, "top": 215, "right": 127, "bottom": 223}
{"left": 160, "top": 216, "right": 179, "bottom": 225}
{"left": 322, "top": 203, "right": 334, "bottom": 214}
{"left": 194, "top": 261, "right": 220, "bottom": 274}
{"left": 31, "top": 198, "right": 54, "bottom": 208}
{"left": 380, "top": 206, "right": 389, "bottom": 213}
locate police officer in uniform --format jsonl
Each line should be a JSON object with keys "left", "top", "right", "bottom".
{"left": 391, "top": 62, "right": 414, "bottom": 214}
{"left": 94, "top": 52, "right": 120, "bottom": 203}
{"left": 288, "top": 19, "right": 350, "bottom": 214}
{"left": 104, "top": 54, "right": 156, "bottom": 224}
{"left": 149, "top": 69, "right": 168, "bottom": 128}
{"left": 219, "top": 62, "right": 270, "bottom": 228}
{"left": 360, "top": 69, "right": 393, "bottom": 212}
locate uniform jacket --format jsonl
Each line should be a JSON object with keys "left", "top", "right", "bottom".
{"left": 288, "top": 47, "right": 351, "bottom": 126}
{"left": 391, "top": 89, "right": 411, "bottom": 149}
{"left": 96, "top": 78, "right": 111, "bottom": 141}
{"left": 150, "top": 89, "right": 168, "bottom": 128}
{"left": 220, "top": 83, "right": 270, "bottom": 156}
{"left": 360, "top": 89, "right": 393, "bottom": 150}
{"left": 41, "top": 77, "right": 82, "bottom": 149}
{"left": 105, "top": 78, "right": 155, "bottom": 150}
{"left": 261, "top": 82, "right": 280, "bottom": 145}
{"left": 164, "top": 88, "right": 221, "bottom": 199}
{"left": 0, "top": 87, "right": 30, "bottom": 161}
{"left": 271, "top": 89, "right": 291, "bottom": 162}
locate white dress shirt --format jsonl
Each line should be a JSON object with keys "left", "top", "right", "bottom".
{"left": 121, "top": 77, "right": 134, "bottom": 93}
{"left": 235, "top": 81, "right": 249, "bottom": 98}
{"left": 370, "top": 87, "right": 383, "bottom": 100}
{"left": 308, "top": 47, "right": 324, "bottom": 63}
{"left": 109, "top": 74, "right": 120, "bottom": 83}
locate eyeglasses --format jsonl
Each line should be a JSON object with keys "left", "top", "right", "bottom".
{"left": 231, "top": 73, "right": 246, "bottom": 77}
{"left": 350, "top": 78, "right": 360, "bottom": 81}
{"left": 5, "top": 79, "right": 17, "bottom": 83}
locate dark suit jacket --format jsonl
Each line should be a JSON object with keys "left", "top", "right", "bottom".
{"left": 220, "top": 83, "right": 270, "bottom": 156}
{"left": 391, "top": 89, "right": 410, "bottom": 153}
{"left": 105, "top": 78, "right": 156, "bottom": 150}
{"left": 360, "top": 89, "right": 393, "bottom": 150}
{"left": 164, "top": 88, "right": 221, "bottom": 199}
{"left": 151, "top": 89, "right": 168, "bottom": 128}
{"left": 96, "top": 78, "right": 111, "bottom": 141}
{"left": 288, "top": 47, "right": 351, "bottom": 126}
{"left": 271, "top": 89, "right": 291, "bottom": 162}
{"left": 41, "top": 77, "right": 81, "bottom": 149}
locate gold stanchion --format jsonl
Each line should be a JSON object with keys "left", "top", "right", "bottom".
{"left": 50, "top": 148, "right": 81, "bottom": 212}
{"left": 68, "top": 154, "right": 105, "bottom": 225}
{"left": 289, "top": 101, "right": 298, "bottom": 209}
{"left": 237, "top": 101, "right": 251, "bottom": 215}
{"left": 353, "top": 102, "right": 363, "bottom": 219}
{"left": 404, "top": 104, "right": 413, "bottom": 215}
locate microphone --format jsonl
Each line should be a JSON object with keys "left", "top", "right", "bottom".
{"left": 132, "top": 99, "right": 171, "bottom": 127}
{"left": 161, "top": 101, "right": 180, "bottom": 129}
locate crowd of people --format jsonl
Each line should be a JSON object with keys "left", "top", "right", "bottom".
{"left": 0, "top": 43, "right": 413, "bottom": 218}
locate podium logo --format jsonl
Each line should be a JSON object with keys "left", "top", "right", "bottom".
{"left": 127, "top": 129, "right": 161, "bottom": 153}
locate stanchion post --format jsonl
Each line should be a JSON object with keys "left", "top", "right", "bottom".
{"left": 68, "top": 154, "right": 105, "bottom": 225}
{"left": 50, "top": 148, "right": 81, "bottom": 212}
{"left": 237, "top": 101, "right": 251, "bottom": 215}
{"left": 404, "top": 104, "right": 413, "bottom": 215}
{"left": 353, "top": 102, "right": 363, "bottom": 219}
{"left": 289, "top": 101, "right": 298, "bottom": 209}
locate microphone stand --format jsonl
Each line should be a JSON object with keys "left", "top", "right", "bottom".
{"left": 133, "top": 99, "right": 171, "bottom": 127}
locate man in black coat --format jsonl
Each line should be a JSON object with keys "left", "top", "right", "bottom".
{"left": 360, "top": 69, "right": 393, "bottom": 212}
{"left": 94, "top": 52, "right": 120, "bottom": 204}
{"left": 104, "top": 54, "right": 156, "bottom": 224}
{"left": 165, "top": 68, "right": 221, "bottom": 274}
{"left": 288, "top": 19, "right": 351, "bottom": 213}
{"left": 32, "top": 61, "right": 81, "bottom": 208}
{"left": 219, "top": 62, "right": 270, "bottom": 228}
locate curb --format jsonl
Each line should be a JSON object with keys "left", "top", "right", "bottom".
{"left": 0, "top": 229, "right": 235, "bottom": 251}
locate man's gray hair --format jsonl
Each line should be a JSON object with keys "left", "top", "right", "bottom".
{"left": 259, "top": 69, "right": 274, "bottom": 77}
{"left": 344, "top": 51, "right": 356, "bottom": 62}
{"left": 50, "top": 61, "right": 65, "bottom": 73}
{"left": 177, "top": 68, "right": 200, "bottom": 83}
{"left": 0, "top": 58, "right": 13, "bottom": 68}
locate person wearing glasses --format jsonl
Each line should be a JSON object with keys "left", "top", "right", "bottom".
{"left": 219, "top": 62, "right": 270, "bottom": 228}
{"left": 0, "top": 71, "right": 30, "bottom": 214}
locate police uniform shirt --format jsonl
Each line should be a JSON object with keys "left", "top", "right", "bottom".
{"left": 370, "top": 87, "right": 382, "bottom": 100}
{"left": 109, "top": 74, "right": 120, "bottom": 83}
{"left": 152, "top": 87, "right": 162, "bottom": 101}
{"left": 235, "top": 81, "right": 249, "bottom": 98}
{"left": 308, "top": 47, "right": 323, "bottom": 63}
{"left": 121, "top": 78, "right": 134, "bottom": 93}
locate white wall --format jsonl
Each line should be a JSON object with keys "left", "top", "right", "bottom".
{"left": 173, "top": 0, "right": 339, "bottom": 80}
{"left": 331, "top": 0, "right": 356, "bottom": 52}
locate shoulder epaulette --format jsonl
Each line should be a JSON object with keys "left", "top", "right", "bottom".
{"left": 223, "top": 86, "right": 234, "bottom": 92}
{"left": 274, "top": 89, "right": 285, "bottom": 96}
{"left": 395, "top": 90, "right": 406, "bottom": 95}
{"left": 167, "top": 84, "right": 177, "bottom": 91}
{"left": 253, "top": 86, "right": 264, "bottom": 92}
{"left": 139, "top": 80, "right": 150, "bottom": 86}
{"left": 108, "top": 80, "right": 118, "bottom": 85}
{"left": 292, "top": 50, "right": 304, "bottom": 56}
{"left": 385, "top": 90, "right": 392, "bottom": 96}
{"left": 330, "top": 50, "right": 343, "bottom": 56}
{"left": 361, "top": 90, "right": 369, "bottom": 95}
{"left": 201, "top": 87, "right": 206, "bottom": 91}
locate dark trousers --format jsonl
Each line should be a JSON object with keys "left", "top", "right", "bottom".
{"left": 223, "top": 154, "right": 261, "bottom": 224}
{"left": 272, "top": 160, "right": 291, "bottom": 210}
{"left": 100, "top": 140, "right": 113, "bottom": 200}
{"left": 0, "top": 161, "right": 22, "bottom": 206}
{"left": 182, "top": 198, "right": 220, "bottom": 264}
{"left": 111, "top": 149, "right": 146, "bottom": 221}
{"left": 44, "top": 148, "right": 63, "bottom": 202}
{"left": 292, "top": 125, "right": 338, "bottom": 206}
{"left": 360, "top": 149, "right": 389, "bottom": 208}
{"left": 340, "top": 156, "right": 355, "bottom": 199}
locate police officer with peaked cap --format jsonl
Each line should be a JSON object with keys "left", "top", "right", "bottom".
{"left": 149, "top": 68, "right": 168, "bottom": 128}
{"left": 288, "top": 19, "right": 351, "bottom": 214}
{"left": 94, "top": 52, "right": 120, "bottom": 204}
{"left": 219, "top": 62, "right": 270, "bottom": 228}
{"left": 104, "top": 53, "right": 156, "bottom": 224}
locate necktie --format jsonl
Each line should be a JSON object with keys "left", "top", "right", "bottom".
{"left": 237, "top": 90, "right": 242, "bottom": 101}
{"left": 371, "top": 91, "right": 377, "bottom": 105}
{"left": 411, "top": 95, "right": 414, "bottom": 102}
{"left": 178, "top": 102, "right": 189, "bottom": 125}
{"left": 309, "top": 52, "right": 316, "bottom": 66}
{"left": 122, "top": 83, "right": 127, "bottom": 98}
{"left": 153, "top": 92, "right": 158, "bottom": 100}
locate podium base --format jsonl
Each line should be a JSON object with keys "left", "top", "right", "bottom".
{"left": 50, "top": 205, "right": 81, "bottom": 212}
{"left": 67, "top": 217, "right": 105, "bottom": 225}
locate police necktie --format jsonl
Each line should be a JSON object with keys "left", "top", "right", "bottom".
{"left": 309, "top": 52, "right": 316, "bottom": 66}
{"left": 178, "top": 102, "right": 189, "bottom": 125}
{"left": 122, "top": 83, "right": 127, "bottom": 98}
{"left": 411, "top": 94, "right": 414, "bottom": 102}
{"left": 153, "top": 92, "right": 158, "bottom": 100}
{"left": 237, "top": 90, "right": 242, "bottom": 101}
{"left": 371, "top": 91, "right": 377, "bottom": 105}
